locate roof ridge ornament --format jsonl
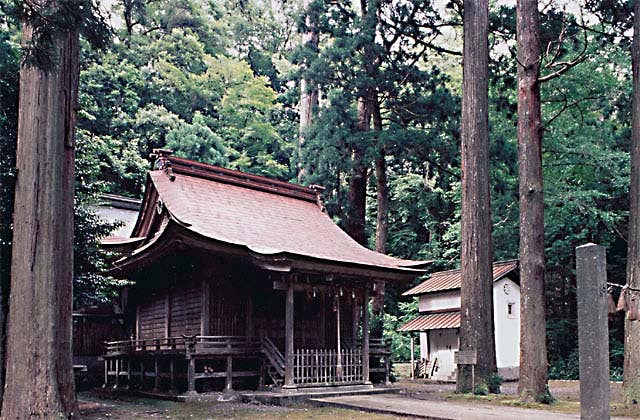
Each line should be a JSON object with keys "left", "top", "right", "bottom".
{"left": 150, "top": 149, "right": 175, "bottom": 181}
{"left": 309, "top": 184, "right": 326, "bottom": 212}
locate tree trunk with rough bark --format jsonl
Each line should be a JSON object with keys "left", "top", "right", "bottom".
{"left": 373, "top": 101, "right": 387, "bottom": 316}
{"left": 624, "top": 0, "right": 640, "bottom": 405}
{"left": 346, "top": 0, "right": 378, "bottom": 246}
{"left": 457, "top": 0, "right": 496, "bottom": 393}
{"left": 1, "top": 16, "right": 79, "bottom": 419}
{"left": 516, "top": 0, "right": 549, "bottom": 402}
{"left": 346, "top": 95, "right": 371, "bottom": 246}
{"left": 297, "top": 0, "right": 319, "bottom": 183}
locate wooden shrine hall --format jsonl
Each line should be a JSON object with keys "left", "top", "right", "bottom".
{"left": 102, "top": 151, "right": 429, "bottom": 393}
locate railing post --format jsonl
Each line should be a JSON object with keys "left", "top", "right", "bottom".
{"left": 362, "top": 288, "right": 370, "bottom": 384}
{"left": 103, "top": 357, "right": 108, "bottom": 388}
{"left": 114, "top": 358, "right": 120, "bottom": 388}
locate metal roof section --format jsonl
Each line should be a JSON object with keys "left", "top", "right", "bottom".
{"left": 402, "top": 260, "right": 519, "bottom": 296}
{"left": 396, "top": 311, "right": 461, "bottom": 332}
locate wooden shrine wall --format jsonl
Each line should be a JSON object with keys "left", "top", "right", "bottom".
{"left": 138, "top": 295, "right": 167, "bottom": 339}
{"left": 170, "top": 283, "right": 201, "bottom": 337}
{"left": 137, "top": 281, "right": 202, "bottom": 339}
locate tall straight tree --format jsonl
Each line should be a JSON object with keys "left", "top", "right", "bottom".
{"left": 624, "top": 0, "right": 640, "bottom": 404}
{"left": 516, "top": 0, "right": 549, "bottom": 402}
{"left": 1, "top": 2, "right": 80, "bottom": 417}
{"left": 457, "top": 0, "right": 496, "bottom": 393}
{"left": 345, "top": 0, "right": 379, "bottom": 246}
{"left": 297, "top": 0, "right": 319, "bottom": 183}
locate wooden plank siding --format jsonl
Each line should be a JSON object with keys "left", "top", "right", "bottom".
{"left": 137, "top": 283, "right": 202, "bottom": 340}
{"left": 138, "top": 296, "right": 167, "bottom": 340}
{"left": 169, "top": 284, "right": 201, "bottom": 337}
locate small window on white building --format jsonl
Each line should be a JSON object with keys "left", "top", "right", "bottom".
{"left": 507, "top": 302, "right": 516, "bottom": 319}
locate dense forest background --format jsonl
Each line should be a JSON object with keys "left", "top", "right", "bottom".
{"left": 0, "top": 0, "right": 634, "bottom": 379}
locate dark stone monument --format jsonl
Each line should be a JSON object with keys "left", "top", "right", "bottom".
{"left": 576, "top": 243, "right": 610, "bottom": 420}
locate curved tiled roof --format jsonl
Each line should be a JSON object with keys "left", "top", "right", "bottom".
{"left": 402, "top": 260, "right": 518, "bottom": 296}
{"left": 107, "top": 154, "right": 429, "bottom": 277}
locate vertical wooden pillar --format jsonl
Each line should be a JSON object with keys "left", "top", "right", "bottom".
{"left": 319, "top": 291, "right": 326, "bottom": 348}
{"left": 410, "top": 334, "right": 415, "bottom": 380}
{"left": 136, "top": 307, "right": 141, "bottom": 340}
{"left": 154, "top": 357, "right": 160, "bottom": 392}
{"left": 126, "top": 358, "right": 132, "bottom": 389}
{"left": 140, "top": 359, "right": 146, "bottom": 388}
{"left": 245, "top": 292, "right": 254, "bottom": 337}
{"left": 165, "top": 294, "right": 171, "bottom": 338}
{"left": 336, "top": 294, "right": 343, "bottom": 377}
{"left": 201, "top": 279, "right": 210, "bottom": 336}
{"left": 187, "top": 357, "right": 196, "bottom": 394}
{"left": 362, "top": 288, "right": 370, "bottom": 384}
{"left": 103, "top": 359, "right": 108, "bottom": 388}
{"left": 284, "top": 279, "right": 295, "bottom": 388}
{"left": 225, "top": 356, "right": 233, "bottom": 392}
{"left": 352, "top": 297, "right": 359, "bottom": 344}
{"left": 114, "top": 358, "right": 120, "bottom": 388}
{"left": 169, "top": 359, "right": 176, "bottom": 392}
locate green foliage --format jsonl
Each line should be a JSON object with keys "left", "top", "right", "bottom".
{"left": 488, "top": 373, "right": 503, "bottom": 394}
{"left": 0, "top": 24, "right": 19, "bottom": 311}
{"left": 166, "top": 112, "right": 227, "bottom": 165}
{"left": 9, "top": 0, "right": 110, "bottom": 71}
{"left": 474, "top": 383, "right": 489, "bottom": 396}
{"left": 381, "top": 299, "right": 419, "bottom": 362}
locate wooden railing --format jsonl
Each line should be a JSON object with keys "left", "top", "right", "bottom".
{"left": 343, "top": 338, "right": 391, "bottom": 354}
{"left": 262, "top": 337, "right": 285, "bottom": 376}
{"left": 105, "top": 336, "right": 259, "bottom": 356}
{"left": 294, "top": 348, "right": 363, "bottom": 385}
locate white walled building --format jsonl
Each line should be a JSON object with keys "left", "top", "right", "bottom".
{"left": 398, "top": 260, "right": 520, "bottom": 381}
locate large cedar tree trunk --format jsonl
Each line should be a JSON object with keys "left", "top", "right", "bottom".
{"left": 516, "top": 0, "right": 549, "bottom": 402}
{"left": 373, "top": 102, "right": 387, "bottom": 316}
{"left": 457, "top": 0, "right": 496, "bottom": 393}
{"left": 624, "top": 0, "right": 640, "bottom": 404}
{"left": 346, "top": 94, "right": 371, "bottom": 246}
{"left": 346, "top": 0, "right": 379, "bottom": 246}
{"left": 297, "top": 0, "right": 319, "bottom": 183}
{"left": 1, "top": 18, "right": 79, "bottom": 418}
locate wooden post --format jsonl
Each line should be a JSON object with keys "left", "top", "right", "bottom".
{"left": 154, "top": 357, "right": 160, "bottom": 392}
{"left": 385, "top": 353, "right": 391, "bottom": 385}
{"left": 114, "top": 358, "right": 120, "bottom": 388}
{"left": 284, "top": 279, "right": 295, "bottom": 388}
{"left": 201, "top": 279, "right": 210, "bottom": 336}
{"left": 169, "top": 358, "right": 176, "bottom": 392}
{"left": 225, "top": 356, "right": 233, "bottom": 392}
{"left": 576, "top": 243, "right": 610, "bottom": 420}
{"left": 363, "top": 288, "right": 370, "bottom": 384}
{"left": 410, "top": 335, "right": 415, "bottom": 380}
{"left": 245, "top": 292, "right": 254, "bottom": 337}
{"left": 165, "top": 294, "right": 171, "bottom": 338}
{"left": 126, "top": 358, "right": 132, "bottom": 389}
{"left": 319, "top": 292, "right": 326, "bottom": 348}
{"left": 352, "top": 298, "right": 359, "bottom": 344}
{"left": 103, "top": 359, "right": 108, "bottom": 388}
{"left": 136, "top": 306, "right": 141, "bottom": 340}
{"left": 259, "top": 359, "right": 265, "bottom": 389}
{"left": 187, "top": 357, "right": 196, "bottom": 394}
{"left": 336, "top": 294, "right": 343, "bottom": 377}
{"left": 140, "top": 359, "right": 145, "bottom": 388}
